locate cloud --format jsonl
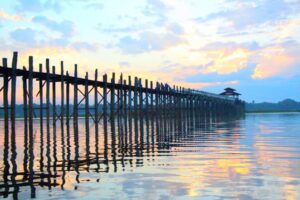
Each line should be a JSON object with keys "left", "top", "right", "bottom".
{"left": 10, "top": 28, "right": 38, "bottom": 46}
{"left": 193, "top": 42, "right": 257, "bottom": 75}
{"left": 199, "top": 0, "right": 300, "bottom": 30}
{"left": 32, "top": 15, "right": 74, "bottom": 37}
{"left": 0, "top": 10, "right": 22, "bottom": 21}
{"left": 174, "top": 80, "right": 240, "bottom": 89}
{"left": 251, "top": 41, "right": 300, "bottom": 79}
{"left": 85, "top": 3, "right": 104, "bottom": 10}
{"left": 15, "top": 0, "right": 62, "bottom": 13}
{"left": 143, "top": 0, "right": 169, "bottom": 25}
{"left": 71, "top": 42, "right": 97, "bottom": 51}
{"left": 117, "top": 31, "right": 186, "bottom": 54}
{"left": 119, "top": 61, "right": 130, "bottom": 67}
{"left": 98, "top": 24, "right": 140, "bottom": 33}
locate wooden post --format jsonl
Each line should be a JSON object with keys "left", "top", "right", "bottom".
{"left": 145, "top": 79, "right": 149, "bottom": 112}
{"left": 128, "top": 76, "right": 132, "bottom": 115}
{"left": 85, "top": 72, "right": 90, "bottom": 166}
{"left": 150, "top": 81, "right": 153, "bottom": 114}
{"left": 23, "top": 67, "right": 28, "bottom": 135}
{"left": 73, "top": 64, "right": 78, "bottom": 125}
{"left": 60, "top": 61, "right": 64, "bottom": 128}
{"left": 94, "top": 69, "right": 98, "bottom": 131}
{"left": 85, "top": 72, "right": 89, "bottom": 133}
{"left": 103, "top": 74, "right": 108, "bottom": 116}
{"left": 52, "top": 66, "right": 56, "bottom": 127}
{"left": 28, "top": 56, "right": 34, "bottom": 137}
{"left": 28, "top": 57, "right": 36, "bottom": 198}
{"left": 11, "top": 52, "right": 17, "bottom": 134}
{"left": 110, "top": 72, "right": 115, "bottom": 116}
{"left": 155, "top": 82, "right": 159, "bottom": 115}
{"left": 134, "top": 77, "right": 138, "bottom": 114}
{"left": 139, "top": 78, "right": 143, "bottom": 114}
{"left": 46, "top": 59, "right": 50, "bottom": 133}
{"left": 124, "top": 80, "right": 127, "bottom": 115}
{"left": 66, "top": 71, "right": 70, "bottom": 126}
{"left": 39, "top": 64, "right": 43, "bottom": 133}
{"left": 2, "top": 58, "right": 9, "bottom": 134}
{"left": 119, "top": 73, "right": 123, "bottom": 114}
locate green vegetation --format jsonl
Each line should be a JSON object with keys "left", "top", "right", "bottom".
{"left": 246, "top": 99, "right": 300, "bottom": 113}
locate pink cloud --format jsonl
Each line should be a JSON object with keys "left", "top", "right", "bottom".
{"left": 0, "top": 10, "right": 22, "bottom": 21}
{"left": 252, "top": 42, "right": 300, "bottom": 79}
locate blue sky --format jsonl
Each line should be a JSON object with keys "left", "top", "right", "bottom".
{"left": 0, "top": 0, "right": 300, "bottom": 102}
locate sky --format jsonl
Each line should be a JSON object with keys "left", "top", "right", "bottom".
{"left": 0, "top": 0, "right": 300, "bottom": 103}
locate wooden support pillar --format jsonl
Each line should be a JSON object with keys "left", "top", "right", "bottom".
{"left": 145, "top": 79, "right": 149, "bottom": 113}
{"left": 150, "top": 81, "right": 154, "bottom": 114}
{"left": 155, "top": 82, "right": 159, "bottom": 114}
{"left": 123, "top": 80, "right": 127, "bottom": 115}
{"left": 46, "top": 59, "right": 50, "bottom": 132}
{"left": 11, "top": 52, "right": 17, "bottom": 135}
{"left": 22, "top": 67, "right": 28, "bottom": 135}
{"left": 39, "top": 64, "right": 43, "bottom": 133}
{"left": 162, "top": 83, "right": 166, "bottom": 116}
{"left": 94, "top": 69, "right": 98, "bottom": 131}
{"left": 134, "top": 77, "right": 138, "bottom": 114}
{"left": 28, "top": 56, "right": 34, "bottom": 137}
{"left": 103, "top": 74, "right": 108, "bottom": 116}
{"left": 60, "top": 62, "right": 64, "bottom": 127}
{"left": 85, "top": 72, "right": 89, "bottom": 133}
{"left": 176, "top": 86, "right": 179, "bottom": 112}
{"left": 128, "top": 76, "right": 132, "bottom": 115}
{"left": 28, "top": 56, "right": 35, "bottom": 198}
{"left": 119, "top": 73, "right": 123, "bottom": 114}
{"left": 110, "top": 72, "right": 115, "bottom": 116}
{"left": 2, "top": 58, "right": 9, "bottom": 134}
{"left": 52, "top": 66, "right": 56, "bottom": 127}
{"left": 66, "top": 71, "right": 70, "bottom": 126}
{"left": 73, "top": 64, "right": 78, "bottom": 125}
{"left": 139, "top": 78, "right": 143, "bottom": 114}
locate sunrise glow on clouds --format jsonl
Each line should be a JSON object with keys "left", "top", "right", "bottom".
{"left": 0, "top": 0, "right": 300, "bottom": 102}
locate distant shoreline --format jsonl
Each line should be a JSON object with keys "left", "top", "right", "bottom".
{"left": 246, "top": 110, "right": 300, "bottom": 114}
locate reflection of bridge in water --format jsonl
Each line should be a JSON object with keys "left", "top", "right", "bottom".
{"left": 0, "top": 52, "right": 245, "bottom": 198}
{"left": 0, "top": 109, "right": 242, "bottom": 199}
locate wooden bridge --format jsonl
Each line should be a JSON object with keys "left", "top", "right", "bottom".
{"left": 0, "top": 51, "right": 245, "bottom": 198}
{"left": 0, "top": 52, "right": 245, "bottom": 131}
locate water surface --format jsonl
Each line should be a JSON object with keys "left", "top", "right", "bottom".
{"left": 0, "top": 112, "right": 300, "bottom": 199}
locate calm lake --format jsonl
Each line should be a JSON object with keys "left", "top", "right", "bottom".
{"left": 0, "top": 112, "right": 300, "bottom": 199}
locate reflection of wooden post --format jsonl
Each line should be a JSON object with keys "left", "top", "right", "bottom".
{"left": 60, "top": 62, "right": 64, "bottom": 128}
{"left": 11, "top": 52, "right": 18, "bottom": 133}
{"left": 2, "top": 58, "right": 9, "bottom": 134}
{"left": 52, "top": 66, "right": 56, "bottom": 127}
{"left": 85, "top": 72, "right": 89, "bottom": 133}
{"left": 66, "top": 72, "right": 70, "bottom": 126}
{"left": 94, "top": 69, "right": 98, "bottom": 131}
{"left": 39, "top": 64, "right": 43, "bottom": 133}
{"left": 23, "top": 67, "right": 28, "bottom": 135}
{"left": 28, "top": 56, "right": 34, "bottom": 137}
